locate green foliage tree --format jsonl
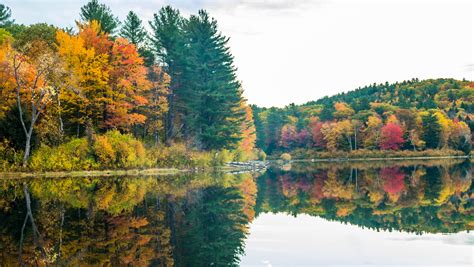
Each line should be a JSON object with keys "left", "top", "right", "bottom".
{"left": 184, "top": 10, "right": 245, "bottom": 150}
{"left": 421, "top": 112, "right": 442, "bottom": 149}
{"left": 120, "top": 11, "right": 154, "bottom": 66}
{"left": 0, "top": 4, "right": 13, "bottom": 27}
{"left": 80, "top": 0, "right": 119, "bottom": 34}
{"left": 120, "top": 11, "right": 147, "bottom": 47}
{"left": 13, "top": 23, "right": 57, "bottom": 50}
{"left": 149, "top": 6, "right": 188, "bottom": 144}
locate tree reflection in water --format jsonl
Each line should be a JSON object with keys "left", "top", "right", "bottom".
{"left": 0, "top": 160, "right": 471, "bottom": 266}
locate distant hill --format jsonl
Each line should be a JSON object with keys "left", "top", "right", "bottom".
{"left": 306, "top": 78, "right": 473, "bottom": 114}
{"left": 252, "top": 78, "right": 473, "bottom": 154}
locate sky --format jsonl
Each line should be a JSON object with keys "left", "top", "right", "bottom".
{"left": 241, "top": 213, "right": 473, "bottom": 266}
{"left": 4, "top": 0, "right": 473, "bottom": 107}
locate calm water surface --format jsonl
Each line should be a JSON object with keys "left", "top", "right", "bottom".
{"left": 0, "top": 159, "right": 472, "bottom": 266}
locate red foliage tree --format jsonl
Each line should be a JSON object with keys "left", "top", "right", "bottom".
{"left": 296, "top": 128, "right": 311, "bottom": 147}
{"left": 310, "top": 121, "right": 326, "bottom": 149}
{"left": 280, "top": 124, "right": 297, "bottom": 149}
{"left": 379, "top": 122, "right": 404, "bottom": 150}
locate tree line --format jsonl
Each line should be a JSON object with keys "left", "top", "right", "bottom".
{"left": 0, "top": 1, "right": 256, "bottom": 166}
{"left": 253, "top": 78, "right": 473, "bottom": 156}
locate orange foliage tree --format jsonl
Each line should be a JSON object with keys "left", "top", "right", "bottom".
{"left": 0, "top": 38, "right": 63, "bottom": 165}
{"left": 57, "top": 21, "right": 154, "bottom": 134}
{"left": 238, "top": 101, "right": 256, "bottom": 154}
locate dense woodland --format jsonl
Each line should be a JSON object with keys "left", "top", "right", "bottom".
{"left": 0, "top": 1, "right": 256, "bottom": 170}
{"left": 253, "top": 78, "right": 473, "bottom": 157}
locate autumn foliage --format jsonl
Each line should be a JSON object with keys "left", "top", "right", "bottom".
{"left": 379, "top": 122, "right": 404, "bottom": 150}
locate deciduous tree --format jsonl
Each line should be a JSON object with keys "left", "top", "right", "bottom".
{"left": 0, "top": 42, "right": 62, "bottom": 165}
{"left": 379, "top": 122, "right": 404, "bottom": 150}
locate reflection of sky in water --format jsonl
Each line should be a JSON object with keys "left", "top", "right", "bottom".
{"left": 241, "top": 213, "right": 474, "bottom": 267}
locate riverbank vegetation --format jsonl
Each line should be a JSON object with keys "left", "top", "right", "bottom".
{"left": 253, "top": 79, "right": 473, "bottom": 158}
{"left": 289, "top": 148, "right": 466, "bottom": 161}
{"left": 1, "top": 130, "right": 258, "bottom": 172}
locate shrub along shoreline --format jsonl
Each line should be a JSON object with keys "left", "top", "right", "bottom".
{"left": 271, "top": 148, "right": 469, "bottom": 161}
{"left": 0, "top": 130, "right": 469, "bottom": 174}
{"left": 0, "top": 130, "right": 261, "bottom": 173}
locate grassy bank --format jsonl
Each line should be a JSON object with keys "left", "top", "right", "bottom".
{"left": 272, "top": 148, "right": 468, "bottom": 161}
{"left": 0, "top": 130, "right": 259, "bottom": 172}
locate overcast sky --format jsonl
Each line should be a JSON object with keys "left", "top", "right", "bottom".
{"left": 4, "top": 0, "right": 473, "bottom": 107}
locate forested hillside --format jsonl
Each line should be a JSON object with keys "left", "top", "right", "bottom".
{"left": 0, "top": 1, "right": 256, "bottom": 170}
{"left": 253, "top": 78, "right": 473, "bottom": 156}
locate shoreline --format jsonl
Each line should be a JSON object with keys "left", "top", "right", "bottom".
{"left": 0, "top": 168, "right": 184, "bottom": 179}
{"left": 291, "top": 155, "right": 470, "bottom": 163}
{"left": 0, "top": 155, "right": 470, "bottom": 179}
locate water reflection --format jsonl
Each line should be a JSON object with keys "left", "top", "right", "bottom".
{"left": 256, "top": 160, "right": 472, "bottom": 234}
{"left": 0, "top": 173, "right": 256, "bottom": 266}
{"left": 0, "top": 160, "right": 472, "bottom": 266}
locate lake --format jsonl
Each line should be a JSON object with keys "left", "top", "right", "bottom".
{"left": 0, "top": 159, "right": 472, "bottom": 266}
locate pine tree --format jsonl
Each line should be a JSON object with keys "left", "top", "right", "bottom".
{"left": 184, "top": 10, "right": 245, "bottom": 150}
{"left": 80, "top": 0, "right": 119, "bottom": 34}
{"left": 0, "top": 4, "right": 13, "bottom": 27}
{"left": 149, "top": 6, "right": 188, "bottom": 144}
{"left": 422, "top": 112, "right": 442, "bottom": 149}
{"left": 120, "top": 11, "right": 154, "bottom": 66}
{"left": 120, "top": 11, "right": 147, "bottom": 47}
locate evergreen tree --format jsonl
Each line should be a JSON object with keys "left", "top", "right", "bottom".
{"left": 149, "top": 6, "right": 188, "bottom": 144}
{"left": 185, "top": 10, "right": 245, "bottom": 150}
{"left": 120, "top": 11, "right": 147, "bottom": 47}
{"left": 421, "top": 112, "right": 442, "bottom": 149}
{"left": 319, "top": 103, "right": 335, "bottom": 121}
{"left": 0, "top": 4, "right": 13, "bottom": 27}
{"left": 263, "top": 108, "right": 286, "bottom": 153}
{"left": 80, "top": 0, "right": 119, "bottom": 34}
{"left": 121, "top": 11, "right": 154, "bottom": 66}
{"left": 251, "top": 105, "right": 267, "bottom": 150}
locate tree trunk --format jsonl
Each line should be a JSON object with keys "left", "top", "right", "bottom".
{"left": 347, "top": 136, "right": 352, "bottom": 152}
{"left": 22, "top": 131, "right": 32, "bottom": 167}
{"left": 58, "top": 96, "right": 64, "bottom": 135}
{"left": 354, "top": 126, "right": 357, "bottom": 150}
{"left": 165, "top": 92, "right": 175, "bottom": 146}
{"left": 154, "top": 129, "right": 159, "bottom": 147}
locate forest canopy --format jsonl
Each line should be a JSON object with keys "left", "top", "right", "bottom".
{"left": 252, "top": 78, "right": 473, "bottom": 156}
